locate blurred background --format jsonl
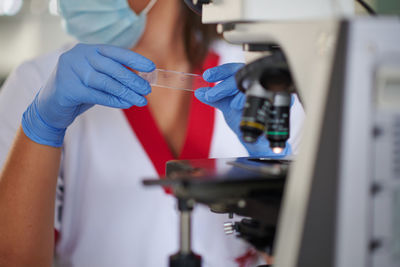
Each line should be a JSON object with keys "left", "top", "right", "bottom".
{"left": 0, "top": 0, "right": 399, "bottom": 88}
{"left": 0, "top": 0, "right": 73, "bottom": 88}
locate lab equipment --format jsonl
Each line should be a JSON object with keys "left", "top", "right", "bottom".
{"left": 143, "top": 1, "right": 400, "bottom": 267}
{"left": 239, "top": 85, "right": 270, "bottom": 144}
{"left": 235, "top": 52, "right": 293, "bottom": 152}
{"left": 143, "top": 157, "right": 289, "bottom": 265}
{"left": 266, "top": 91, "right": 290, "bottom": 153}
{"left": 195, "top": 63, "right": 292, "bottom": 157}
{"left": 169, "top": 198, "right": 201, "bottom": 267}
{"left": 138, "top": 69, "right": 211, "bottom": 92}
{"left": 59, "top": 0, "right": 158, "bottom": 48}
{"left": 22, "top": 44, "right": 154, "bottom": 147}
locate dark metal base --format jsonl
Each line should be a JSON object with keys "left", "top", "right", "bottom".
{"left": 169, "top": 252, "right": 202, "bottom": 267}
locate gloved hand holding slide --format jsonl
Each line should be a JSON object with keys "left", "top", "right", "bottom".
{"left": 195, "top": 63, "right": 292, "bottom": 157}
{"left": 22, "top": 44, "right": 155, "bottom": 147}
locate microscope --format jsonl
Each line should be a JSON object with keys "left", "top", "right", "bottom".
{"left": 144, "top": 1, "right": 400, "bottom": 266}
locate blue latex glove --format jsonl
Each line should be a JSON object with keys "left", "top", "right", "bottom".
{"left": 22, "top": 43, "right": 155, "bottom": 147}
{"left": 195, "top": 63, "right": 292, "bottom": 158}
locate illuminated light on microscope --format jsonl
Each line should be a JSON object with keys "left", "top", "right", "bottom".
{"left": 272, "top": 147, "right": 284, "bottom": 154}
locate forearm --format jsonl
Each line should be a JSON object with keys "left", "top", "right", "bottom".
{"left": 0, "top": 126, "right": 61, "bottom": 267}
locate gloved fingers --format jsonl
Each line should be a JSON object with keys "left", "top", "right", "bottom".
{"left": 83, "top": 71, "right": 151, "bottom": 103}
{"left": 86, "top": 54, "right": 151, "bottom": 95}
{"left": 75, "top": 104, "right": 93, "bottom": 117}
{"left": 230, "top": 92, "right": 246, "bottom": 110}
{"left": 80, "top": 86, "right": 147, "bottom": 108}
{"left": 195, "top": 88, "right": 232, "bottom": 113}
{"left": 195, "top": 88, "right": 212, "bottom": 105}
{"left": 202, "top": 76, "right": 239, "bottom": 102}
{"left": 203, "top": 63, "right": 244, "bottom": 83}
{"left": 96, "top": 45, "right": 155, "bottom": 72}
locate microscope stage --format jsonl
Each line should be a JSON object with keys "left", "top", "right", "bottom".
{"left": 143, "top": 157, "right": 289, "bottom": 224}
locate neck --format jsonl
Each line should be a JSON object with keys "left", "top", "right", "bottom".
{"left": 132, "top": 0, "right": 190, "bottom": 72}
{"left": 128, "top": 1, "right": 195, "bottom": 157}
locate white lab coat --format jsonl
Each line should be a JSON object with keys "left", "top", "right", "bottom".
{"left": 0, "top": 41, "right": 305, "bottom": 267}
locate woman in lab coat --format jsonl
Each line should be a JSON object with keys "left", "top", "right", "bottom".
{"left": 0, "top": 0, "right": 304, "bottom": 266}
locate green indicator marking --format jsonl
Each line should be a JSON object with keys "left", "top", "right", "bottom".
{"left": 267, "top": 131, "right": 289, "bottom": 135}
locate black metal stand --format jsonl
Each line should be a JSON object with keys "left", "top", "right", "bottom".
{"left": 169, "top": 198, "right": 202, "bottom": 267}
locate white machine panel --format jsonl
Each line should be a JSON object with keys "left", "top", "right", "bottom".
{"left": 202, "top": 0, "right": 354, "bottom": 23}
{"left": 372, "top": 61, "right": 400, "bottom": 267}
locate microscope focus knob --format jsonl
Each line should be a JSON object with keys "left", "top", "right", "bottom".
{"left": 224, "top": 222, "right": 235, "bottom": 235}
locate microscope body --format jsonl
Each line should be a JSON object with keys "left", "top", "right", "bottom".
{"left": 200, "top": 1, "right": 400, "bottom": 267}
{"left": 144, "top": 1, "right": 400, "bottom": 266}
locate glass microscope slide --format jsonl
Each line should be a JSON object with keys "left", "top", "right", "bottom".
{"left": 137, "top": 69, "right": 211, "bottom": 92}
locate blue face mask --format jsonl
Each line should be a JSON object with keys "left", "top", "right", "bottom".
{"left": 59, "top": 0, "right": 157, "bottom": 49}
